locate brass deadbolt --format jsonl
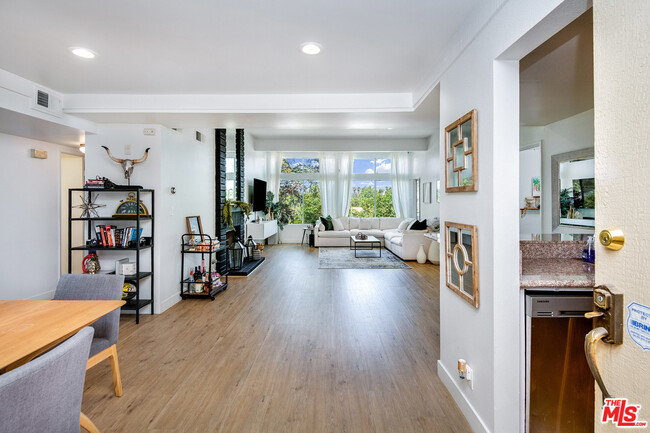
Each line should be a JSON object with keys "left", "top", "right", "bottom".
{"left": 599, "top": 229, "right": 624, "bottom": 251}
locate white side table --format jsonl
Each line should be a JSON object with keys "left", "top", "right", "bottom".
{"left": 423, "top": 232, "right": 440, "bottom": 264}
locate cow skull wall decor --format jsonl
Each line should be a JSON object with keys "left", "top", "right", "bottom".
{"left": 101, "top": 146, "right": 150, "bottom": 185}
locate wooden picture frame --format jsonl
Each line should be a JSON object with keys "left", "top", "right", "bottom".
{"left": 444, "top": 221, "right": 479, "bottom": 308}
{"left": 186, "top": 216, "right": 203, "bottom": 242}
{"left": 445, "top": 109, "right": 478, "bottom": 193}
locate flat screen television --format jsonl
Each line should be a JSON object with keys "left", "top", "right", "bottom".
{"left": 253, "top": 178, "right": 267, "bottom": 212}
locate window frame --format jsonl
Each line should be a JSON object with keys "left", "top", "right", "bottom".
{"left": 350, "top": 154, "right": 393, "bottom": 218}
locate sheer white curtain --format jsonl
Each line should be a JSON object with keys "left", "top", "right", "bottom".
{"left": 391, "top": 152, "right": 415, "bottom": 218}
{"left": 319, "top": 152, "right": 353, "bottom": 218}
{"left": 265, "top": 152, "right": 282, "bottom": 200}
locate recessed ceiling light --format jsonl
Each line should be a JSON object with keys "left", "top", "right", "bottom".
{"left": 69, "top": 47, "right": 96, "bottom": 59}
{"left": 386, "top": 127, "right": 393, "bottom": 130}
{"left": 301, "top": 42, "right": 322, "bottom": 55}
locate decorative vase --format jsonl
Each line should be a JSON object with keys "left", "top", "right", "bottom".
{"left": 417, "top": 244, "right": 427, "bottom": 264}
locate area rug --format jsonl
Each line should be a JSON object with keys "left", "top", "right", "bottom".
{"left": 318, "top": 247, "right": 411, "bottom": 269}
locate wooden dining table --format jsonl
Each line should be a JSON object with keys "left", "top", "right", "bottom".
{"left": 0, "top": 299, "right": 125, "bottom": 432}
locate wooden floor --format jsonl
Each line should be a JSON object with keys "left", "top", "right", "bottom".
{"left": 82, "top": 245, "right": 472, "bottom": 433}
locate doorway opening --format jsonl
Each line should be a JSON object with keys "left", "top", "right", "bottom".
{"left": 60, "top": 152, "right": 84, "bottom": 274}
{"left": 517, "top": 8, "right": 595, "bottom": 433}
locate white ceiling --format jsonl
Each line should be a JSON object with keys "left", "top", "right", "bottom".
{"left": 520, "top": 10, "right": 593, "bottom": 126}
{"left": 0, "top": 0, "right": 480, "bottom": 96}
{"left": 0, "top": 0, "right": 592, "bottom": 142}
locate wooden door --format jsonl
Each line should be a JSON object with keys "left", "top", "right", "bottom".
{"left": 593, "top": 0, "right": 650, "bottom": 430}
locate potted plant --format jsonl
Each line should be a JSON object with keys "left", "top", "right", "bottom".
{"left": 265, "top": 192, "right": 292, "bottom": 230}
{"left": 222, "top": 199, "right": 252, "bottom": 229}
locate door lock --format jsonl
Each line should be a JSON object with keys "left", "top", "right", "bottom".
{"left": 584, "top": 285, "right": 623, "bottom": 403}
{"left": 599, "top": 229, "right": 625, "bottom": 251}
{"left": 587, "top": 285, "right": 623, "bottom": 344}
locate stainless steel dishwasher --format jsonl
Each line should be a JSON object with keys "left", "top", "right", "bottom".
{"left": 525, "top": 289, "right": 594, "bottom": 433}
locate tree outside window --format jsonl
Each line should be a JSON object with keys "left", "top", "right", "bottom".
{"left": 279, "top": 157, "right": 321, "bottom": 224}
{"left": 349, "top": 157, "right": 395, "bottom": 217}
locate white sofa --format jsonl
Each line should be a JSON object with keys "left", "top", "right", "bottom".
{"left": 315, "top": 216, "right": 433, "bottom": 261}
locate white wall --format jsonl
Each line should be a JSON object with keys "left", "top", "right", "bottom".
{"left": 519, "top": 146, "right": 542, "bottom": 234}
{"left": 520, "top": 109, "right": 594, "bottom": 233}
{"left": 85, "top": 124, "right": 214, "bottom": 313}
{"left": 436, "top": 1, "right": 589, "bottom": 432}
{"left": 412, "top": 133, "right": 441, "bottom": 224}
{"left": 0, "top": 133, "right": 83, "bottom": 300}
{"left": 159, "top": 127, "right": 215, "bottom": 311}
{"left": 60, "top": 153, "right": 84, "bottom": 273}
{"left": 253, "top": 136, "right": 429, "bottom": 152}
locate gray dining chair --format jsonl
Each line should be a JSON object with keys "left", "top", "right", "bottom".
{"left": 54, "top": 274, "right": 125, "bottom": 397}
{"left": 0, "top": 326, "right": 94, "bottom": 433}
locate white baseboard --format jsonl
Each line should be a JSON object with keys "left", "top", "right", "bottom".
{"left": 160, "top": 293, "right": 181, "bottom": 313}
{"left": 438, "top": 359, "right": 491, "bottom": 433}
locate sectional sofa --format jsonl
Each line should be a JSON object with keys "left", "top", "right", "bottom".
{"left": 314, "top": 216, "right": 433, "bottom": 261}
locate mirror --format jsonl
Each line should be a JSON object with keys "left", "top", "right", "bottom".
{"left": 445, "top": 109, "right": 478, "bottom": 193}
{"left": 445, "top": 222, "right": 479, "bottom": 308}
{"left": 551, "top": 148, "right": 594, "bottom": 229}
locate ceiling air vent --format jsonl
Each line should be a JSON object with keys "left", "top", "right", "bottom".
{"left": 31, "top": 86, "right": 63, "bottom": 118}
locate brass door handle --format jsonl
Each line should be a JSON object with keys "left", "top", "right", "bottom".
{"left": 585, "top": 311, "right": 604, "bottom": 319}
{"left": 585, "top": 327, "right": 613, "bottom": 402}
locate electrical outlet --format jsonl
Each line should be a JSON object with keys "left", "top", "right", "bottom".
{"left": 169, "top": 206, "right": 174, "bottom": 216}
{"left": 466, "top": 365, "right": 474, "bottom": 390}
{"left": 124, "top": 144, "right": 132, "bottom": 155}
{"left": 143, "top": 128, "right": 156, "bottom": 136}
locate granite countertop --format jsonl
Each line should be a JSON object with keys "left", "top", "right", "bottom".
{"left": 520, "top": 258, "right": 594, "bottom": 289}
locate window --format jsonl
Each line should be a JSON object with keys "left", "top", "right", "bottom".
{"left": 278, "top": 157, "right": 321, "bottom": 224}
{"left": 349, "top": 157, "right": 395, "bottom": 217}
{"left": 226, "top": 156, "right": 236, "bottom": 200}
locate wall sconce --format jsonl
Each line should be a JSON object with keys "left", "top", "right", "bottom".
{"left": 79, "top": 143, "right": 86, "bottom": 154}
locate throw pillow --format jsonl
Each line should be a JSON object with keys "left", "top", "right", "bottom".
{"left": 397, "top": 219, "right": 414, "bottom": 232}
{"left": 320, "top": 215, "right": 334, "bottom": 231}
{"left": 408, "top": 219, "right": 427, "bottom": 230}
{"left": 318, "top": 223, "right": 325, "bottom": 232}
{"left": 331, "top": 217, "right": 344, "bottom": 231}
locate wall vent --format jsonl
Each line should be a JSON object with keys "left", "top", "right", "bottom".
{"left": 31, "top": 86, "right": 63, "bottom": 118}
{"left": 195, "top": 131, "right": 205, "bottom": 143}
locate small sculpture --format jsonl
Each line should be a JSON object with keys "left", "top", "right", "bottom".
{"left": 74, "top": 194, "right": 106, "bottom": 218}
{"left": 101, "top": 146, "right": 150, "bottom": 185}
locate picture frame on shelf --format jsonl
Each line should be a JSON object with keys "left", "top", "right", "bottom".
{"left": 186, "top": 216, "right": 203, "bottom": 243}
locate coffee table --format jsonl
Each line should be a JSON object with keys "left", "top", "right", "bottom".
{"left": 349, "top": 235, "right": 381, "bottom": 258}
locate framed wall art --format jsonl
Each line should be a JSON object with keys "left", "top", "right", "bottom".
{"left": 422, "top": 182, "right": 432, "bottom": 204}
{"left": 445, "top": 221, "right": 479, "bottom": 308}
{"left": 445, "top": 109, "right": 478, "bottom": 193}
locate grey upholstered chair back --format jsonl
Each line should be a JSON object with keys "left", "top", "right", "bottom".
{"left": 0, "top": 326, "right": 94, "bottom": 433}
{"left": 54, "top": 274, "right": 125, "bottom": 354}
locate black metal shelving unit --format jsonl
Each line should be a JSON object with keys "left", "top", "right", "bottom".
{"left": 68, "top": 187, "right": 155, "bottom": 324}
{"left": 180, "top": 234, "right": 228, "bottom": 300}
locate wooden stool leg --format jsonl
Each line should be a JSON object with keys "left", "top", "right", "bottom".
{"left": 108, "top": 345, "right": 123, "bottom": 397}
{"left": 80, "top": 412, "right": 101, "bottom": 433}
